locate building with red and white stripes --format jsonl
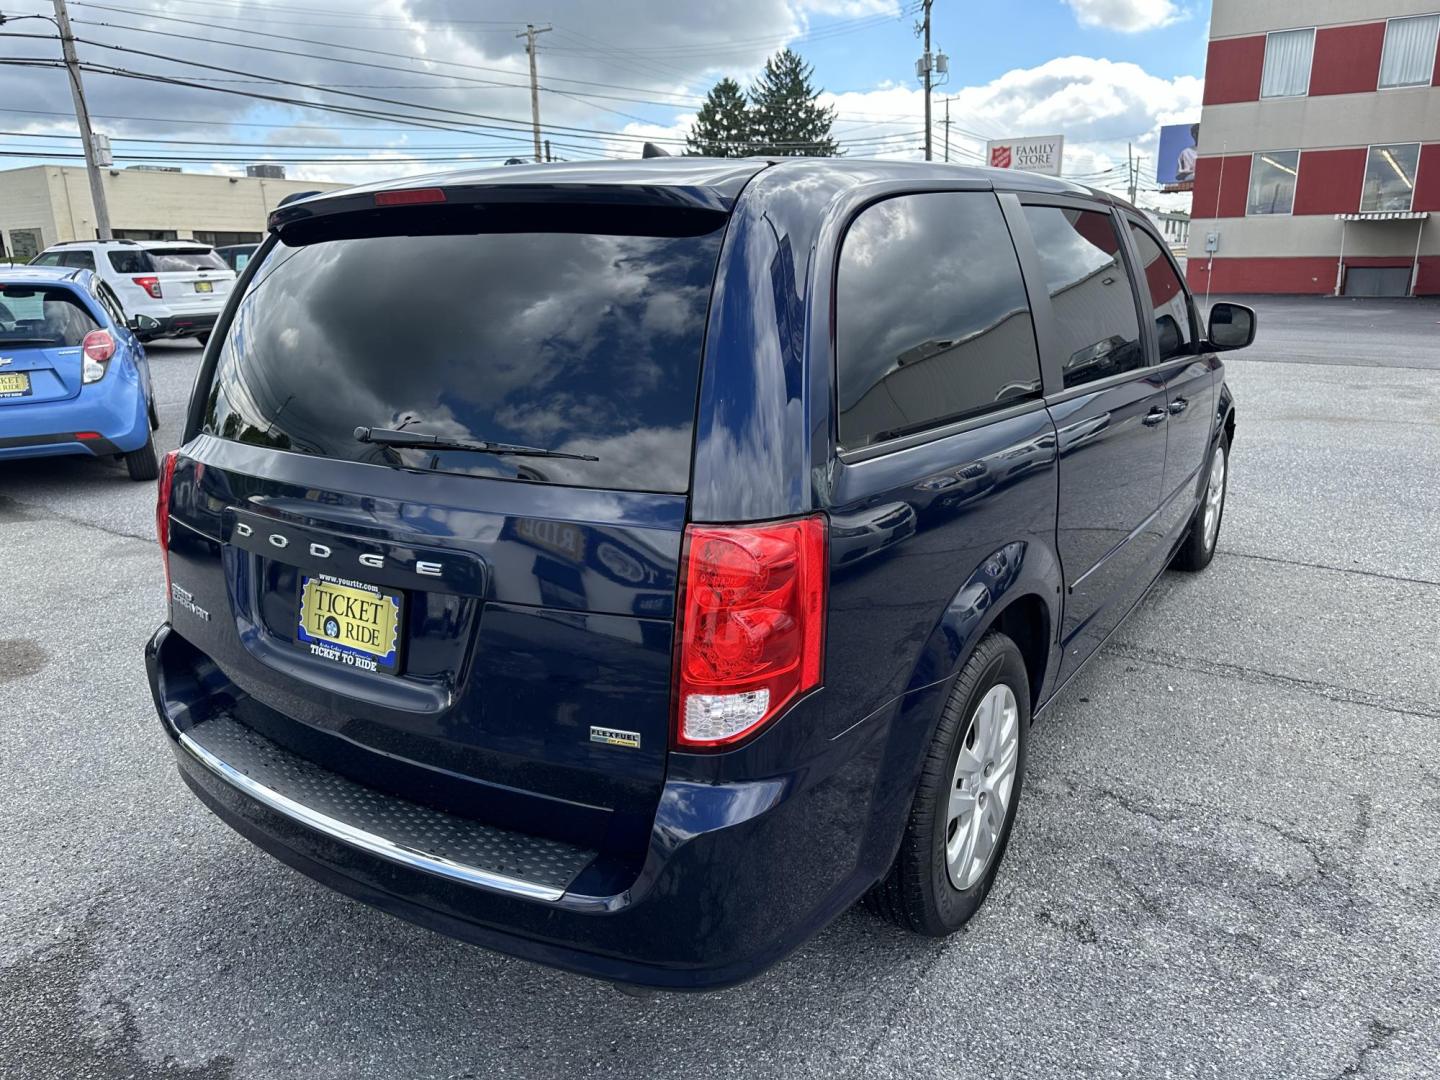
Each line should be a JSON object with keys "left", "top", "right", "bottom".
{"left": 1188, "top": 1, "right": 1440, "bottom": 296}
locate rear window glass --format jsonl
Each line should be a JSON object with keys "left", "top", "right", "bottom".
{"left": 109, "top": 249, "right": 156, "bottom": 274}
{"left": 151, "top": 248, "right": 228, "bottom": 271}
{"left": 0, "top": 286, "right": 99, "bottom": 347}
{"left": 202, "top": 225, "right": 725, "bottom": 492}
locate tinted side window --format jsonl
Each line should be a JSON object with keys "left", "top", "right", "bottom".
{"left": 1127, "top": 223, "right": 1194, "bottom": 360}
{"left": 1023, "top": 206, "right": 1143, "bottom": 389}
{"left": 95, "top": 282, "right": 126, "bottom": 324}
{"left": 836, "top": 192, "right": 1041, "bottom": 450}
{"left": 108, "top": 249, "right": 155, "bottom": 274}
{"left": 30, "top": 252, "right": 63, "bottom": 266}
{"left": 59, "top": 251, "right": 96, "bottom": 271}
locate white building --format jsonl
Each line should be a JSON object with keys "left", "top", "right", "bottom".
{"left": 0, "top": 166, "right": 348, "bottom": 259}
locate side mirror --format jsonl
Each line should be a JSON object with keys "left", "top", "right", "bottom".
{"left": 1207, "top": 302, "right": 1256, "bottom": 351}
{"left": 128, "top": 314, "right": 161, "bottom": 332}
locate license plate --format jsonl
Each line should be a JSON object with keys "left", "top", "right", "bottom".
{"left": 296, "top": 574, "right": 403, "bottom": 674}
{"left": 0, "top": 371, "right": 31, "bottom": 398}
{"left": 195, "top": 280, "right": 213, "bottom": 293}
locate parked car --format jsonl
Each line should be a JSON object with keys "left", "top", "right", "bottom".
{"left": 30, "top": 239, "right": 236, "bottom": 345}
{"left": 0, "top": 265, "right": 160, "bottom": 480}
{"left": 214, "top": 244, "right": 259, "bottom": 272}
{"left": 145, "top": 159, "right": 1251, "bottom": 990}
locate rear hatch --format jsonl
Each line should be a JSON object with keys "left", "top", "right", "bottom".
{"left": 165, "top": 190, "right": 730, "bottom": 857}
{"left": 143, "top": 245, "right": 235, "bottom": 310}
{"left": 0, "top": 283, "right": 97, "bottom": 405}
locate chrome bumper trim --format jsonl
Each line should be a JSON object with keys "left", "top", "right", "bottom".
{"left": 178, "top": 730, "right": 566, "bottom": 903}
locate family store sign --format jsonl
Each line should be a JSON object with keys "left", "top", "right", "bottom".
{"left": 985, "top": 135, "right": 1065, "bottom": 177}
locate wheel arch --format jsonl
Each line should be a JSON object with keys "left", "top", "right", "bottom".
{"left": 904, "top": 538, "right": 1061, "bottom": 714}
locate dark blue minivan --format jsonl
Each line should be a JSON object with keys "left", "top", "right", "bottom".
{"left": 146, "top": 158, "right": 1251, "bottom": 989}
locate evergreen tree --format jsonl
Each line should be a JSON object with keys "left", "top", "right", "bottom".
{"left": 685, "top": 78, "right": 753, "bottom": 157}
{"left": 747, "top": 49, "right": 839, "bottom": 157}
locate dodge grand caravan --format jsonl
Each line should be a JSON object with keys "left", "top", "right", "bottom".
{"left": 146, "top": 158, "right": 1251, "bottom": 989}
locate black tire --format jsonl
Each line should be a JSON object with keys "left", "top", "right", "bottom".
{"left": 864, "top": 631, "right": 1030, "bottom": 936}
{"left": 1172, "top": 434, "right": 1229, "bottom": 572}
{"left": 147, "top": 396, "right": 160, "bottom": 431}
{"left": 124, "top": 428, "right": 160, "bottom": 481}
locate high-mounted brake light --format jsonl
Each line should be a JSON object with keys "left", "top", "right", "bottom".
{"left": 133, "top": 276, "right": 162, "bottom": 299}
{"left": 80, "top": 329, "right": 114, "bottom": 384}
{"left": 156, "top": 450, "right": 180, "bottom": 595}
{"left": 374, "top": 187, "right": 446, "bottom": 207}
{"left": 674, "top": 515, "right": 827, "bottom": 749}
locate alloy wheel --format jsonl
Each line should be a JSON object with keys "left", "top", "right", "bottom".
{"left": 945, "top": 683, "right": 1019, "bottom": 891}
{"left": 1202, "top": 447, "right": 1226, "bottom": 551}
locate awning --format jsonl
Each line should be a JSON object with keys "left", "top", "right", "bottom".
{"left": 1334, "top": 211, "right": 1430, "bottom": 222}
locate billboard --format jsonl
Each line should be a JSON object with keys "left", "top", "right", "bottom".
{"left": 1157, "top": 122, "right": 1200, "bottom": 190}
{"left": 985, "top": 135, "right": 1064, "bottom": 177}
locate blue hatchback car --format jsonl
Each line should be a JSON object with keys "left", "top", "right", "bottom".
{"left": 0, "top": 266, "right": 159, "bottom": 480}
{"left": 146, "top": 159, "right": 1253, "bottom": 989}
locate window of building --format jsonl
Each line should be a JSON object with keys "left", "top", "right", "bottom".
{"left": 1379, "top": 14, "right": 1440, "bottom": 87}
{"left": 112, "top": 229, "right": 177, "bottom": 241}
{"left": 1361, "top": 143, "right": 1421, "bottom": 212}
{"left": 1021, "top": 205, "right": 1144, "bottom": 390}
{"left": 1127, "top": 223, "right": 1194, "bottom": 361}
{"left": 1247, "top": 151, "right": 1300, "bottom": 215}
{"left": 191, "top": 231, "right": 263, "bottom": 247}
{"left": 835, "top": 192, "right": 1041, "bottom": 450}
{"left": 8, "top": 228, "right": 43, "bottom": 261}
{"left": 1260, "top": 28, "right": 1315, "bottom": 98}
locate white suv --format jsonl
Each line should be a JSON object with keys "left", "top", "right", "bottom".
{"left": 30, "top": 239, "right": 237, "bottom": 344}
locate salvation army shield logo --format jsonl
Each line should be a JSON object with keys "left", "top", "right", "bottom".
{"left": 989, "top": 145, "right": 1012, "bottom": 168}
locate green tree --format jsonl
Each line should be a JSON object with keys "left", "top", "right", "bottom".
{"left": 747, "top": 49, "right": 839, "bottom": 157}
{"left": 685, "top": 77, "right": 753, "bottom": 157}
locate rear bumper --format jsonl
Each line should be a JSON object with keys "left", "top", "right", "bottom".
{"left": 144, "top": 312, "right": 217, "bottom": 339}
{"left": 0, "top": 375, "right": 149, "bottom": 460}
{"left": 146, "top": 623, "right": 900, "bottom": 989}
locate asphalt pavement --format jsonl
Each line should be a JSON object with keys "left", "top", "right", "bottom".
{"left": 2, "top": 303, "right": 1438, "bottom": 1079}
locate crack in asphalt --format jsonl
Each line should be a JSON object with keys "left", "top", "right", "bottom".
{"left": 1214, "top": 548, "right": 1440, "bottom": 589}
{"left": 1333, "top": 1019, "right": 1401, "bottom": 1079}
{"left": 0, "top": 494, "right": 155, "bottom": 544}
{"left": 0, "top": 911, "right": 236, "bottom": 1080}
{"left": 1108, "top": 643, "right": 1440, "bottom": 721}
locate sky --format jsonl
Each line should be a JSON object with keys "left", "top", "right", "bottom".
{"left": 0, "top": 0, "right": 1211, "bottom": 207}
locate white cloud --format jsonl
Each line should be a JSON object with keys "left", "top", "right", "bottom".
{"left": 1062, "top": 0, "right": 1184, "bottom": 33}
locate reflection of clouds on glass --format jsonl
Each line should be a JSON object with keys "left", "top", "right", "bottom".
{"left": 1026, "top": 206, "right": 1117, "bottom": 295}
{"left": 542, "top": 424, "right": 694, "bottom": 493}
{"left": 202, "top": 226, "right": 723, "bottom": 493}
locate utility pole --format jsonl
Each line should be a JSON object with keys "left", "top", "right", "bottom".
{"left": 921, "top": 0, "right": 933, "bottom": 161}
{"left": 52, "top": 0, "right": 111, "bottom": 239}
{"left": 1127, "top": 141, "right": 1137, "bottom": 203}
{"left": 943, "top": 96, "right": 951, "bottom": 163}
{"left": 516, "top": 23, "right": 552, "bottom": 165}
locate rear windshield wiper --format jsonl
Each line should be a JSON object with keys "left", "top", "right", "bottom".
{"left": 354, "top": 426, "right": 599, "bottom": 462}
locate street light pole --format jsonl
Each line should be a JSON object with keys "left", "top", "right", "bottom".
{"left": 51, "top": 0, "right": 111, "bottom": 239}
{"left": 516, "top": 23, "right": 552, "bottom": 165}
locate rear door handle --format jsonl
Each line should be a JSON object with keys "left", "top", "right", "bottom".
{"left": 1168, "top": 397, "right": 1188, "bottom": 415}
{"left": 1143, "top": 407, "right": 1167, "bottom": 427}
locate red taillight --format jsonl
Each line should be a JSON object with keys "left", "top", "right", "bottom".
{"left": 374, "top": 187, "right": 446, "bottom": 206}
{"left": 674, "top": 514, "right": 827, "bottom": 749}
{"left": 80, "top": 329, "right": 114, "bottom": 383}
{"left": 82, "top": 329, "right": 114, "bottom": 362}
{"left": 157, "top": 450, "right": 179, "bottom": 593}
{"left": 132, "top": 276, "right": 162, "bottom": 299}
